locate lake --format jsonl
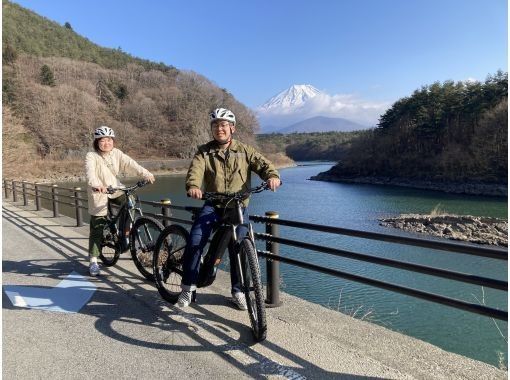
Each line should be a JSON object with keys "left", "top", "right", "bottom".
{"left": 59, "top": 162, "right": 508, "bottom": 367}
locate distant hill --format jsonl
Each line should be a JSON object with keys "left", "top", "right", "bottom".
{"left": 278, "top": 116, "right": 366, "bottom": 133}
{"left": 2, "top": 0, "right": 260, "bottom": 179}
{"left": 2, "top": 0, "right": 171, "bottom": 71}
{"left": 312, "top": 73, "right": 508, "bottom": 192}
{"left": 256, "top": 130, "right": 365, "bottom": 161}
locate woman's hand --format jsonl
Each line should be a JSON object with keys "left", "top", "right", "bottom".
{"left": 144, "top": 174, "right": 155, "bottom": 184}
{"left": 92, "top": 186, "right": 108, "bottom": 193}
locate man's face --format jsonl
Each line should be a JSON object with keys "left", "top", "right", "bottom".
{"left": 211, "top": 120, "right": 235, "bottom": 144}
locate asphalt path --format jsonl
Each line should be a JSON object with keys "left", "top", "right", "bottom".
{"left": 2, "top": 201, "right": 506, "bottom": 379}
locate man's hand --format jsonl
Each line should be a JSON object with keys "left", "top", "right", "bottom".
{"left": 187, "top": 188, "right": 203, "bottom": 199}
{"left": 92, "top": 186, "right": 108, "bottom": 194}
{"left": 267, "top": 178, "right": 281, "bottom": 191}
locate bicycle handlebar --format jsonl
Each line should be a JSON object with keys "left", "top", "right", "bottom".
{"left": 201, "top": 181, "right": 281, "bottom": 202}
{"left": 92, "top": 179, "right": 149, "bottom": 195}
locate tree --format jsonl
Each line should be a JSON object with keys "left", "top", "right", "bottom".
{"left": 40, "top": 64, "right": 56, "bottom": 86}
{"left": 64, "top": 22, "right": 73, "bottom": 31}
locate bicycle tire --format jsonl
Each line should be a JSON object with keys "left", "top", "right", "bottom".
{"left": 153, "top": 224, "right": 189, "bottom": 303}
{"left": 130, "top": 216, "right": 164, "bottom": 281}
{"left": 99, "top": 221, "right": 122, "bottom": 266}
{"left": 239, "top": 238, "right": 267, "bottom": 341}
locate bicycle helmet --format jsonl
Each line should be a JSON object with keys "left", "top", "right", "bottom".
{"left": 210, "top": 108, "right": 236, "bottom": 126}
{"left": 94, "top": 126, "right": 115, "bottom": 139}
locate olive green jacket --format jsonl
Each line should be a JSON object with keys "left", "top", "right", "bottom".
{"left": 186, "top": 139, "right": 280, "bottom": 207}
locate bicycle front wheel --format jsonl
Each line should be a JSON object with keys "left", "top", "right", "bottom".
{"left": 130, "top": 216, "right": 164, "bottom": 281}
{"left": 239, "top": 238, "right": 267, "bottom": 342}
{"left": 99, "top": 222, "right": 121, "bottom": 266}
{"left": 153, "top": 224, "right": 189, "bottom": 304}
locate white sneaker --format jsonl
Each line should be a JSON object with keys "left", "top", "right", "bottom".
{"left": 231, "top": 292, "right": 248, "bottom": 310}
{"left": 89, "top": 262, "right": 100, "bottom": 277}
{"left": 177, "top": 290, "right": 193, "bottom": 307}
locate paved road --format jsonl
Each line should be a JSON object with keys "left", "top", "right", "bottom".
{"left": 2, "top": 201, "right": 506, "bottom": 379}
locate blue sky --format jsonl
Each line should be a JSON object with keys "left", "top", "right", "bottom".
{"left": 10, "top": 0, "right": 508, "bottom": 116}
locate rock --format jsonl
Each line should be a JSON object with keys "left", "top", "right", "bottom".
{"left": 379, "top": 214, "right": 508, "bottom": 247}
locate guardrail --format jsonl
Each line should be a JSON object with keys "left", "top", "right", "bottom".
{"left": 3, "top": 179, "right": 508, "bottom": 321}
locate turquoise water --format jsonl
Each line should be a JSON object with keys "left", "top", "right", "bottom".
{"left": 59, "top": 162, "right": 508, "bottom": 367}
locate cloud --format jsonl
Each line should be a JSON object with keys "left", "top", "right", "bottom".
{"left": 257, "top": 92, "right": 391, "bottom": 128}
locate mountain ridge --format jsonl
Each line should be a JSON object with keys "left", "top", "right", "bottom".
{"left": 278, "top": 116, "right": 366, "bottom": 133}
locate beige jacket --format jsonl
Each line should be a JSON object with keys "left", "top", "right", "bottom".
{"left": 85, "top": 148, "right": 152, "bottom": 216}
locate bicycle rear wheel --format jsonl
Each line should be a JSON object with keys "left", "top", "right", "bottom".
{"left": 99, "top": 221, "right": 121, "bottom": 266}
{"left": 239, "top": 238, "right": 267, "bottom": 341}
{"left": 130, "top": 216, "right": 164, "bottom": 281}
{"left": 153, "top": 224, "right": 189, "bottom": 303}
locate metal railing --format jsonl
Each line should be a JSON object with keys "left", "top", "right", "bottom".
{"left": 3, "top": 179, "right": 508, "bottom": 321}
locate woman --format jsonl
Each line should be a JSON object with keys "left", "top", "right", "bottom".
{"left": 85, "top": 126, "right": 155, "bottom": 276}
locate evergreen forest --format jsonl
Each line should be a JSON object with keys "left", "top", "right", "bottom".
{"left": 317, "top": 73, "right": 508, "bottom": 184}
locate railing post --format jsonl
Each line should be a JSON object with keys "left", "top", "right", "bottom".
{"left": 35, "top": 183, "right": 41, "bottom": 211}
{"left": 265, "top": 211, "right": 282, "bottom": 307}
{"left": 22, "top": 181, "right": 28, "bottom": 206}
{"left": 161, "top": 199, "right": 172, "bottom": 227}
{"left": 74, "top": 187, "right": 83, "bottom": 227}
{"left": 4, "top": 179, "right": 10, "bottom": 199}
{"left": 52, "top": 185, "right": 59, "bottom": 217}
{"left": 12, "top": 180, "right": 18, "bottom": 202}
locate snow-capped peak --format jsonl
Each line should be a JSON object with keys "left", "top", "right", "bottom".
{"left": 260, "top": 84, "right": 321, "bottom": 111}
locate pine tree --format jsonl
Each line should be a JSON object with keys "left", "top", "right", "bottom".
{"left": 40, "top": 64, "right": 56, "bottom": 86}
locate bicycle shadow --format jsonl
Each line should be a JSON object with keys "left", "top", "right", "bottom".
{"left": 3, "top": 204, "right": 386, "bottom": 380}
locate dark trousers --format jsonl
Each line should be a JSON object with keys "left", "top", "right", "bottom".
{"left": 181, "top": 204, "right": 248, "bottom": 293}
{"left": 88, "top": 195, "right": 126, "bottom": 257}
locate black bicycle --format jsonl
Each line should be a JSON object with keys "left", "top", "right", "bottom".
{"left": 98, "top": 180, "right": 164, "bottom": 281}
{"left": 152, "top": 182, "right": 271, "bottom": 341}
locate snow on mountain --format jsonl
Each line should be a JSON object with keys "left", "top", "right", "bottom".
{"left": 259, "top": 84, "right": 321, "bottom": 111}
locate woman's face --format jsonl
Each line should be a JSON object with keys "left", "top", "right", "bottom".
{"left": 97, "top": 137, "right": 114, "bottom": 153}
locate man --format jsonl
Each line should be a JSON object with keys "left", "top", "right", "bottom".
{"left": 179, "top": 107, "right": 281, "bottom": 308}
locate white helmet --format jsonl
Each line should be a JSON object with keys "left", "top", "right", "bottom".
{"left": 94, "top": 126, "right": 115, "bottom": 139}
{"left": 210, "top": 108, "right": 236, "bottom": 126}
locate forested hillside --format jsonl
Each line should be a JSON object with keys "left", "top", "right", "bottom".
{"left": 2, "top": 0, "right": 259, "bottom": 179}
{"left": 257, "top": 131, "right": 365, "bottom": 161}
{"left": 314, "top": 72, "right": 508, "bottom": 191}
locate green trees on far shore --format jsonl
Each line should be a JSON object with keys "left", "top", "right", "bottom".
{"left": 257, "top": 131, "right": 365, "bottom": 161}
{"left": 329, "top": 71, "right": 507, "bottom": 183}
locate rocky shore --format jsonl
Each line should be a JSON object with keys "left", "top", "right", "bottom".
{"left": 380, "top": 214, "right": 508, "bottom": 247}
{"left": 309, "top": 173, "right": 507, "bottom": 197}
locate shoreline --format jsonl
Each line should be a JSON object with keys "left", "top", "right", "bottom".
{"left": 310, "top": 174, "right": 507, "bottom": 197}
{"left": 15, "top": 159, "right": 296, "bottom": 185}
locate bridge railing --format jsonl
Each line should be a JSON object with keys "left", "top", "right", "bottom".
{"left": 3, "top": 179, "right": 507, "bottom": 321}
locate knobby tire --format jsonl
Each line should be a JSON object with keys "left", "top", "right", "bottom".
{"left": 99, "top": 221, "right": 121, "bottom": 266}
{"left": 239, "top": 238, "right": 267, "bottom": 341}
{"left": 153, "top": 224, "right": 189, "bottom": 303}
{"left": 130, "top": 216, "right": 164, "bottom": 281}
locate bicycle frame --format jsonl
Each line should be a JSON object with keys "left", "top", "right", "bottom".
{"left": 106, "top": 187, "right": 146, "bottom": 252}
{"left": 196, "top": 198, "right": 256, "bottom": 288}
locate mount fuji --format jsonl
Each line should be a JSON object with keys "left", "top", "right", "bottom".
{"left": 259, "top": 84, "right": 321, "bottom": 112}
{"left": 256, "top": 84, "right": 370, "bottom": 134}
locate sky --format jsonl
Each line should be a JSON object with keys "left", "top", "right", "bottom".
{"left": 8, "top": 0, "right": 508, "bottom": 126}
